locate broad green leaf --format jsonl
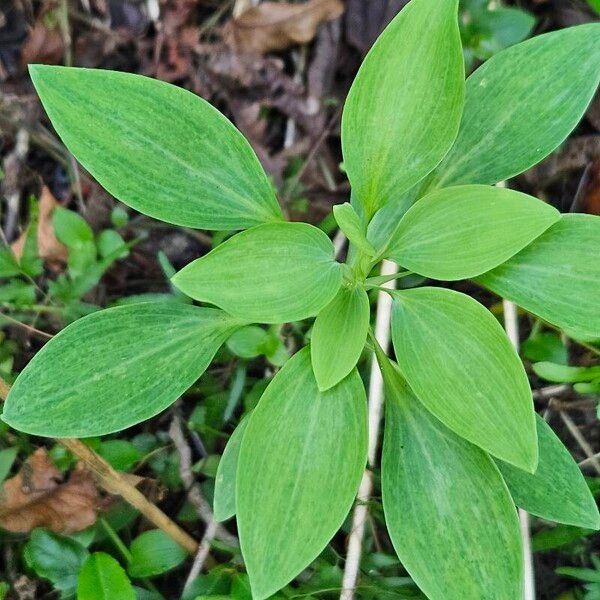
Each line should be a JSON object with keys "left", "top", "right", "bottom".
{"left": 24, "top": 529, "right": 89, "bottom": 597}
{"left": 497, "top": 415, "right": 600, "bottom": 529}
{"left": 433, "top": 24, "right": 600, "bottom": 187}
{"left": 381, "top": 359, "right": 522, "bottom": 600}
{"left": 98, "top": 440, "right": 142, "bottom": 471}
{"left": 391, "top": 287, "right": 537, "bottom": 470}
{"left": 2, "top": 303, "right": 242, "bottom": 437}
{"left": 311, "top": 285, "right": 369, "bottom": 391}
{"left": 386, "top": 185, "right": 559, "bottom": 280}
{"left": 532, "top": 362, "right": 600, "bottom": 384}
{"left": 128, "top": 530, "right": 187, "bottom": 578}
{"left": 214, "top": 416, "right": 249, "bottom": 522}
{"left": 77, "top": 553, "right": 135, "bottom": 600}
{"left": 172, "top": 223, "right": 342, "bottom": 323}
{"left": 237, "top": 348, "right": 367, "bottom": 599}
{"left": 341, "top": 0, "right": 464, "bottom": 218}
{"left": 476, "top": 214, "right": 600, "bottom": 340}
{"left": 332, "top": 203, "right": 375, "bottom": 256}
{"left": 30, "top": 65, "right": 282, "bottom": 230}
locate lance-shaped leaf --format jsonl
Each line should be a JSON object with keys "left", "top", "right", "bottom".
{"left": 386, "top": 185, "right": 559, "bottom": 280}
{"left": 311, "top": 285, "right": 370, "bottom": 391}
{"left": 172, "top": 222, "right": 342, "bottom": 323}
{"left": 380, "top": 358, "right": 523, "bottom": 600}
{"left": 391, "top": 287, "right": 537, "bottom": 471}
{"left": 341, "top": 0, "right": 464, "bottom": 218}
{"left": 30, "top": 65, "right": 282, "bottom": 230}
{"left": 213, "top": 416, "right": 249, "bottom": 522}
{"left": 477, "top": 214, "right": 600, "bottom": 340}
{"left": 2, "top": 303, "right": 241, "bottom": 437}
{"left": 497, "top": 415, "right": 600, "bottom": 529}
{"left": 433, "top": 24, "right": 600, "bottom": 188}
{"left": 237, "top": 348, "right": 367, "bottom": 600}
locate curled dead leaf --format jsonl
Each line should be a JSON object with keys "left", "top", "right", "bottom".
{"left": 223, "top": 0, "right": 344, "bottom": 54}
{"left": 11, "top": 186, "right": 68, "bottom": 266}
{"left": 0, "top": 448, "right": 101, "bottom": 534}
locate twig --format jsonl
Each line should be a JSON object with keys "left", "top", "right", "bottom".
{"left": 340, "top": 259, "right": 397, "bottom": 600}
{"left": 502, "top": 299, "right": 535, "bottom": 600}
{"left": 0, "top": 376, "right": 199, "bottom": 555}
{"left": 0, "top": 313, "right": 53, "bottom": 340}
{"left": 559, "top": 410, "right": 600, "bottom": 476}
{"left": 168, "top": 415, "right": 238, "bottom": 548}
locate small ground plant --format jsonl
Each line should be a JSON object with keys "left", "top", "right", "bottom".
{"left": 3, "top": 0, "right": 600, "bottom": 598}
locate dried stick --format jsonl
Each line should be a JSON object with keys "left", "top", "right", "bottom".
{"left": 168, "top": 415, "right": 238, "bottom": 547}
{"left": 0, "top": 377, "right": 198, "bottom": 555}
{"left": 340, "top": 259, "right": 398, "bottom": 600}
{"left": 502, "top": 299, "right": 535, "bottom": 600}
{"left": 559, "top": 410, "right": 600, "bottom": 476}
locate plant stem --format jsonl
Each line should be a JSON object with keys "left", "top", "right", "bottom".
{"left": 340, "top": 259, "right": 397, "bottom": 600}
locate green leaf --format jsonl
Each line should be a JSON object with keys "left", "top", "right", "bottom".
{"left": 391, "top": 287, "right": 537, "bottom": 471}
{"left": 0, "top": 247, "right": 21, "bottom": 278}
{"left": 476, "top": 214, "right": 600, "bottom": 340}
{"left": 380, "top": 359, "right": 523, "bottom": 600}
{"left": 433, "top": 24, "right": 600, "bottom": 187}
{"left": 311, "top": 285, "right": 369, "bottom": 390}
{"left": 53, "top": 207, "right": 94, "bottom": 247}
{"left": 2, "top": 303, "right": 242, "bottom": 437}
{"left": 226, "top": 326, "right": 269, "bottom": 359}
{"left": 172, "top": 223, "right": 342, "bottom": 323}
{"left": 341, "top": 0, "right": 464, "bottom": 218}
{"left": 497, "top": 415, "right": 600, "bottom": 529}
{"left": 213, "top": 417, "right": 249, "bottom": 522}
{"left": 385, "top": 185, "right": 559, "bottom": 280}
{"left": 0, "top": 447, "right": 18, "bottom": 484}
{"left": 521, "top": 331, "right": 568, "bottom": 364}
{"left": 532, "top": 362, "right": 600, "bottom": 384}
{"left": 237, "top": 348, "right": 367, "bottom": 599}
{"left": 332, "top": 203, "right": 375, "bottom": 256}
{"left": 128, "top": 530, "right": 187, "bottom": 578}
{"left": 30, "top": 65, "right": 282, "bottom": 231}
{"left": 24, "top": 529, "right": 89, "bottom": 597}
{"left": 588, "top": 0, "right": 600, "bottom": 15}
{"left": 98, "top": 440, "right": 142, "bottom": 471}
{"left": 77, "top": 553, "right": 135, "bottom": 600}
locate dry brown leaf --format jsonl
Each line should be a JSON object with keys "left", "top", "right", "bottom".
{"left": 223, "top": 0, "right": 344, "bottom": 54}
{"left": 21, "top": 18, "right": 65, "bottom": 67}
{"left": 0, "top": 448, "right": 101, "bottom": 534}
{"left": 11, "top": 186, "right": 68, "bottom": 266}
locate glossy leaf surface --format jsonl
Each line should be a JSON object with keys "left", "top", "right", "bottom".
{"left": 386, "top": 185, "right": 559, "bottom": 280}
{"left": 381, "top": 360, "right": 523, "bottom": 600}
{"left": 172, "top": 223, "right": 342, "bottom": 323}
{"left": 391, "top": 287, "right": 537, "bottom": 470}
{"left": 2, "top": 303, "right": 241, "bottom": 437}
{"left": 497, "top": 415, "right": 600, "bottom": 529}
{"left": 237, "top": 348, "right": 367, "bottom": 599}
{"left": 31, "top": 65, "right": 282, "bottom": 230}
{"left": 477, "top": 214, "right": 600, "bottom": 340}
{"left": 433, "top": 24, "right": 600, "bottom": 187}
{"left": 311, "top": 285, "right": 370, "bottom": 390}
{"left": 342, "top": 0, "right": 464, "bottom": 217}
